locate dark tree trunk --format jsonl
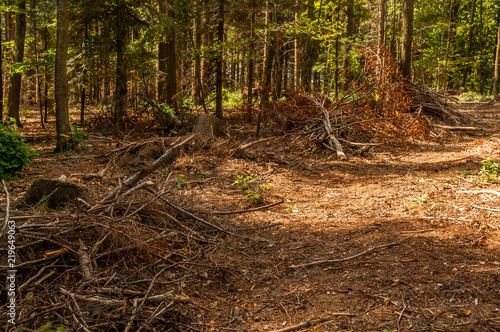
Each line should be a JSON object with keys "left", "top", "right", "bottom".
{"left": 54, "top": 0, "right": 71, "bottom": 152}
{"left": 80, "top": 22, "right": 88, "bottom": 125}
{"left": 247, "top": 11, "right": 255, "bottom": 104}
{"left": 478, "top": 0, "right": 484, "bottom": 94}
{"left": 400, "top": 0, "right": 414, "bottom": 79}
{"left": 158, "top": 0, "right": 177, "bottom": 108}
{"left": 493, "top": 18, "right": 500, "bottom": 95}
{"left": 343, "top": 0, "right": 354, "bottom": 89}
{"left": 460, "top": 0, "right": 476, "bottom": 90}
{"left": 0, "top": 18, "right": 3, "bottom": 121}
{"left": 215, "top": 0, "right": 224, "bottom": 119}
{"left": 113, "top": 0, "right": 128, "bottom": 136}
{"left": 7, "top": 1, "right": 26, "bottom": 127}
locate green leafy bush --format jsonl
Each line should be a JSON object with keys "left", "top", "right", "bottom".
{"left": 0, "top": 120, "right": 38, "bottom": 180}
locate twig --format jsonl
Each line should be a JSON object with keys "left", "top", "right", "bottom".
{"left": 434, "top": 124, "right": 483, "bottom": 131}
{"left": 78, "top": 240, "right": 93, "bottom": 282}
{"left": 470, "top": 204, "right": 500, "bottom": 212}
{"left": 288, "top": 234, "right": 418, "bottom": 269}
{"left": 457, "top": 190, "right": 500, "bottom": 197}
{"left": 124, "top": 298, "right": 140, "bottom": 332}
{"left": 270, "top": 317, "right": 332, "bottom": 332}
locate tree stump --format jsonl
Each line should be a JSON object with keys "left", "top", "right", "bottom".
{"left": 192, "top": 114, "right": 221, "bottom": 137}
{"left": 13, "top": 179, "right": 88, "bottom": 209}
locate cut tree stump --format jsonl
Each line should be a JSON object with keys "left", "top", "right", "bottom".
{"left": 192, "top": 114, "right": 221, "bottom": 137}
{"left": 13, "top": 179, "right": 88, "bottom": 209}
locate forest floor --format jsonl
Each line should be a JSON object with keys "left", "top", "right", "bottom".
{"left": 1, "top": 101, "right": 500, "bottom": 332}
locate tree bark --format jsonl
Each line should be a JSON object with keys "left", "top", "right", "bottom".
{"left": 400, "top": 0, "right": 414, "bottom": 79}
{"left": 478, "top": 0, "right": 484, "bottom": 94}
{"left": 378, "top": 0, "right": 387, "bottom": 52}
{"left": 492, "top": 21, "right": 500, "bottom": 95}
{"left": 158, "top": 0, "right": 177, "bottom": 108}
{"left": 113, "top": 0, "right": 128, "bottom": 136}
{"left": 54, "top": 0, "right": 71, "bottom": 152}
{"left": 7, "top": 1, "right": 26, "bottom": 127}
{"left": 0, "top": 17, "right": 3, "bottom": 121}
{"left": 460, "top": 0, "right": 476, "bottom": 90}
{"left": 215, "top": 0, "right": 224, "bottom": 119}
{"left": 247, "top": 10, "right": 255, "bottom": 104}
{"left": 294, "top": 0, "right": 300, "bottom": 90}
{"left": 343, "top": 0, "right": 354, "bottom": 89}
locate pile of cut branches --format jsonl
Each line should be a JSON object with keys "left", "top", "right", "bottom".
{"left": 0, "top": 135, "right": 282, "bottom": 331}
{"left": 265, "top": 49, "right": 471, "bottom": 159}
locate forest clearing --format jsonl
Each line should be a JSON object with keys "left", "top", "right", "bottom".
{"left": 0, "top": 99, "right": 499, "bottom": 331}
{"left": 1, "top": 0, "right": 500, "bottom": 330}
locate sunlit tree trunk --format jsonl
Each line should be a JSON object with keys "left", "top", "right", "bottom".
{"left": 492, "top": 21, "right": 500, "bottom": 95}
{"left": 54, "top": 0, "right": 71, "bottom": 152}
{"left": 400, "top": 0, "right": 414, "bottom": 79}
{"left": 478, "top": 0, "right": 484, "bottom": 94}
{"left": 460, "top": 0, "right": 476, "bottom": 90}
{"left": 247, "top": 10, "right": 255, "bottom": 104}
{"left": 343, "top": 0, "right": 354, "bottom": 89}
{"left": 378, "top": 0, "right": 387, "bottom": 52}
{"left": 7, "top": 1, "right": 26, "bottom": 127}
{"left": 294, "top": 0, "right": 300, "bottom": 90}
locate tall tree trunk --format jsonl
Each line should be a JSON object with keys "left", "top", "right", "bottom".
{"left": 215, "top": 0, "right": 224, "bottom": 119}
{"left": 294, "top": 0, "right": 300, "bottom": 90}
{"left": 113, "top": 0, "right": 128, "bottom": 136}
{"left": 460, "top": 0, "right": 476, "bottom": 90}
{"left": 492, "top": 20, "right": 500, "bottom": 95}
{"left": 0, "top": 17, "right": 3, "bottom": 121}
{"left": 158, "top": 0, "right": 177, "bottom": 108}
{"left": 192, "top": 17, "right": 202, "bottom": 104}
{"left": 378, "top": 0, "right": 387, "bottom": 52}
{"left": 7, "top": 1, "right": 26, "bottom": 127}
{"left": 247, "top": 10, "right": 255, "bottom": 104}
{"left": 343, "top": 0, "right": 354, "bottom": 89}
{"left": 478, "top": 0, "right": 484, "bottom": 94}
{"left": 81, "top": 22, "right": 88, "bottom": 125}
{"left": 400, "top": 0, "right": 414, "bottom": 79}
{"left": 272, "top": 0, "right": 282, "bottom": 97}
{"left": 54, "top": 0, "right": 71, "bottom": 152}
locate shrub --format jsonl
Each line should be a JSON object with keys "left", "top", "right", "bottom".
{"left": 0, "top": 119, "right": 38, "bottom": 180}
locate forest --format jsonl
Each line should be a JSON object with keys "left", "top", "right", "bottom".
{"left": 1, "top": 0, "right": 500, "bottom": 331}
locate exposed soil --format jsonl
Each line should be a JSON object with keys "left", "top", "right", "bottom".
{"left": 1, "top": 102, "right": 499, "bottom": 331}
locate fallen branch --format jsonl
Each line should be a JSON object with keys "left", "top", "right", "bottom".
{"left": 457, "top": 190, "right": 500, "bottom": 197}
{"left": 434, "top": 124, "right": 483, "bottom": 131}
{"left": 78, "top": 240, "right": 93, "bottom": 282}
{"left": 146, "top": 187, "right": 276, "bottom": 244}
{"left": 237, "top": 137, "right": 275, "bottom": 151}
{"left": 0, "top": 179, "right": 10, "bottom": 239}
{"left": 270, "top": 317, "right": 333, "bottom": 332}
{"left": 193, "top": 198, "right": 284, "bottom": 215}
{"left": 288, "top": 233, "right": 418, "bottom": 269}
{"left": 90, "top": 134, "right": 195, "bottom": 212}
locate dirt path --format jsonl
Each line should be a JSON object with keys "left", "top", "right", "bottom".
{"left": 2, "top": 103, "right": 499, "bottom": 331}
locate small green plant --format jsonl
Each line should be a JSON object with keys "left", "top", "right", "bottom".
{"left": 61, "top": 125, "right": 87, "bottom": 148}
{"left": 233, "top": 173, "right": 273, "bottom": 203}
{"left": 0, "top": 119, "right": 38, "bottom": 180}
{"left": 460, "top": 170, "right": 473, "bottom": 176}
{"left": 286, "top": 204, "right": 297, "bottom": 211}
{"left": 479, "top": 158, "right": 499, "bottom": 180}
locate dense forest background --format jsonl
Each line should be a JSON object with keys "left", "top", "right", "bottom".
{"left": 1, "top": 0, "right": 500, "bottom": 147}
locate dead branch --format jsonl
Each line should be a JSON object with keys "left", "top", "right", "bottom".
{"left": 141, "top": 93, "right": 182, "bottom": 127}
{"left": 0, "top": 179, "right": 9, "bottom": 238}
{"left": 270, "top": 317, "right": 333, "bottom": 332}
{"left": 145, "top": 187, "right": 276, "bottom": 244}
{"left": 457, "top": 190, "right": 500, "bottom": 197}
{"left": 90, "top": 134, "right": 195, "bottom": 212}
{"left": 237, "top": 137, "right": 275, "bottom": 150}
{"left": 78, "top": 240, "right": 93, "bottom": 282}
{"left": 288, "top": 233, "right": 419, "bottom": 269}
{"left": 193, "top": 198, "right": 284, "bottom": 215}
{"left": 60, "top": 287, "right": 176, "bottom": 306}
{"left": 434, "top": 124, "right": 483, "bottom": 131}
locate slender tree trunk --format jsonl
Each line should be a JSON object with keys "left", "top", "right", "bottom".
{"left": 492, "top": 21, "right": 500, "bottom": 95}
{"left": 0, "top": 18, "right": 3, "bottom": 121}
{"left": 272, "top": 0, "right": 282, "bottom": 98}
{"left": 378, "top": 0, "right": 387, "bottom": 52}
{"left": 54, "top": 0, "right": 71, "bottom": 152}
{"left": 80, "top": 22, "right": 88, "bottom": 125}
{"left": 247, "top": 10, "right": 255, "bottom": 104}
{"left": 400, "top": 0, "right": 414, "bottom": 79}
{"left": 478, "top": 0, "right": 484, "bottom": 94}
{"left": 294, "top": 0, "right": 300, "bottom": 90}
{"left": 33, "top": 8, "right": 44, "bottom": 128}
{"left": 215, "top": 0, "right": 224, "bottom": 119}
{"left": 114, "top": 0, "right": 128, "bottom": 136}
{"left": 460, "top": 0, "right": 476, "bottom": 90}
{"left": 192, "top": 17, "right": 202, "bottom": 104}
{"left": 7, "top": 1, "right": 26, "bottom": 127}
{"left": 343, "top": 0, "right": 354, "bottom": 89}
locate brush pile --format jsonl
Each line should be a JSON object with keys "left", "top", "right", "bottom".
{"left": 0, "top": 135, "right": 281, "bottom": 331}
{"left": 265, "top": 50, "right": 471, "bottom": 159}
